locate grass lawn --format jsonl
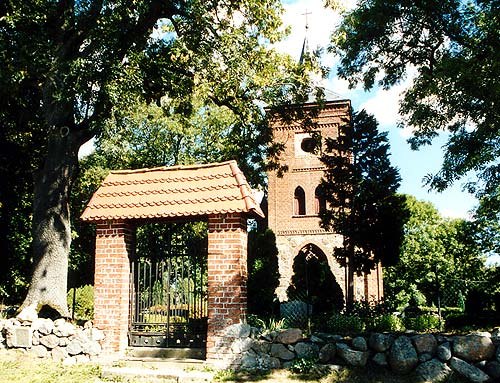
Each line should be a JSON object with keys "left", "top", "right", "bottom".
{"left": 0, "top": 349, "right": 470, "bottom": 383}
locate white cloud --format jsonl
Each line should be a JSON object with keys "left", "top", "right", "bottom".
{"left": 359, "top": 83, "right": 405, "bottom": 127}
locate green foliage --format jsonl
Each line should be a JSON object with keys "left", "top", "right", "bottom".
{"left": 326, "top": 313, "right": 365, "bottom": 334}
{"left": 320, "top": 110, "right": 408, "bottom": 305}
{"left": 247, "top": 229, "right": 280, "bottom": 317}
{"left": 67, "top": 285, "right": 94, "bottom": 321}
{"left": 384, "top": 196, "right": 488, "bottom": 311}
{"left": 3, "top": 0, "right": 317, "bottom": 313}
{"left": 247, "top": 314, "right": 287, "bottom": 332}
{"left": 330, "top": 0, "right": 499, "bottom": 218}
{"left": 367, "top": 314, "right": 405, "bottom": 333}
{"left": 288, "top": 358, "right": 318, "bottom": 375}
{"left": 403, "top": 314, "right": 442, "bottom": 332}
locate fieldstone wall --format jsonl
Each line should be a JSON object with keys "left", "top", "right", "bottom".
{"left": 220, "top": 324, "right": 500, "bottom": 382}
{"left": 0, "top": 313, "right": 104, "bottom": 364}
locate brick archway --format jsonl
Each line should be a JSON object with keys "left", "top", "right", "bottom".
{"left": 287, "top": 243, "right": 345, "bottom": 312}
{"left": 82, "top": 161, "right": 263, "bottom": 367}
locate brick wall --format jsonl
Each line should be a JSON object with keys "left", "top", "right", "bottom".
{"left": 206, "top": 213, "right": 248, "bottom": 367}
{"left": 93, "top": 220, "right": 134, "bottom": 354}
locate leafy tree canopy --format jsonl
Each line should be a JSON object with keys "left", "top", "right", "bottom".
{"left": 0, "top": 0, "right": 316, "bottom": 315}
{"left": 329, "top": 0, "right": 499, "bottom": 207}
{"left": 384, "top": 195, "right": 487, "bottom": 309}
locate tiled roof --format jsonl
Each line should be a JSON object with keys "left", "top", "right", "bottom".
{"left": 81, "top": 161, "right": 265, "bottom": 221}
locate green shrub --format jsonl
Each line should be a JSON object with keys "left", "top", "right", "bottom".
{"left": 367, "top": 314, "right": 404, "bottom": 332}
{"left": 67, "top": 285, "right": 94, "bottom": 320}
{"left": 326, "top": 313, "right": 365, "bottom": 334}
{"left": 288, "top": 358, "right": 317, "bottom": 374}
{"left": 404, "top": 314, "right": 441, "bottom": 332}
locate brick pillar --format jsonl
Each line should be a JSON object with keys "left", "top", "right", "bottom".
{"left": 93, "top": 219, "right": 134, "bottom": 354}
{"left": 206, "top": 213, "right": 248, "bottom": 367}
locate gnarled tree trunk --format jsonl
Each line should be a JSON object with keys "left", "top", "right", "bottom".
{"left": 18, "top": 129, "right": 81, "bottom": 318}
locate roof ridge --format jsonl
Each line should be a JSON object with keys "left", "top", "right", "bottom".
{"left": 109, "top": 160, "right": 237, "bottom": 175}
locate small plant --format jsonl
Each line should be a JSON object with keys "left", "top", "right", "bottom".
{"left": 67, "top": 285, "right": 94, "bottom": 320}
{"left": 288, "top": 358, "right": 317, "bottom": 375}
{"left": 368, "top": 314, "right": 404, "bottom": 332}
{"left": 265, "top": 317, "right": 286, "bottom": 331}
{"left": 213, "top": 369, "right": 239, "bottom": 382}
{"left": 326, "top": 313, "right": 365, "bottom": 334}
{"left": 404, "top": 314, "right": 442, "bottom": 332}
{"left": 246, "top": 315, "right": 286, "bottom": 332}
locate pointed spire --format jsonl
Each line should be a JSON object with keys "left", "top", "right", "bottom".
{"left": 299, "top": 9, "right": 312, "bottom": 64}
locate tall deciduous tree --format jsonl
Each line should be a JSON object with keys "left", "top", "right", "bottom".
{"left": 320, "top": 110, "right": 407, "bottom": 306}
{"left": 329, "top": 0, "right": 499, "bottom": 205}
{"left": 1, "top": 0, "right": 312, "bottom": 317}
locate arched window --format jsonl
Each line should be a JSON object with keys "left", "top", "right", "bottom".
{"left": 315, "top": 185, "right": 326, "bottom": 215}
{"left": 294, "top": 186, "right": 306, "bottom": 216}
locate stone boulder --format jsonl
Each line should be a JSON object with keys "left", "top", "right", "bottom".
{"left": 275, "top": 328, "right": 303, "bottom": 345}
{"left": 319, "top": 343, "right": 336, "bottom": 364}
{"left": 415, "top": 358, "right": 452, "bottom": 383}
{"left": 240, "top": 351, "right": 258, "bottom": 370}
{"left": 82, "top": 327, "right": 105, "bottom": 342}
{"left": 450, "top": 357, "right": 490, "bottom": 383}
{"left": 412, "top": 334, "right": 437, "bottom": 354}
{"left": 352, "top": 336, "right": 367, "bottom": 351}
{"left": 67, "top": 339, "right": 83, "bottom": 355}
{"left": 336, "top": 343, "right": 369, "bottom": 367}
{"left": 30, "top": 345, "right": 49, "bottom": 358}
{"left": 51, "top": 346, "right": 69, "bottom": 361}
{"left": 369, "top": 333, "right": 393, "bottom": 352}
{"left": 53, "top": 320, "right": 76, "bottom": 338}
{"left": 32, "top": 318, "right": 54, "bottom": 335}
{"left": 231, "top": 338, "right": 253, "bottom": 354}
{"left": 388, "top": 336, "right": 418, "bottom": 374}
{"left": 270, "top": 343, "right": 294, "bottom": 360}
{"left": 39, "top": 334, "right": 59, "bottom": 349}
{"left": 294, "top": 342, "right": 319, "bottom": 359}
{"left": 418, "top": 353, "right": 432, "bottom": 363}
{"left": 225, "top": 323, "right": 251, "bottom": 338}
{"left": 16, "top": 305, "right": 37, "bottom": 323}
{"left": 437, "top": 342, "right": 452, "bottom": 362}
{"left": 453, "top": 335, "right": 495, "bottom": 362}
{"left": 372, "top": 352, "right": 388, "bottom": 366}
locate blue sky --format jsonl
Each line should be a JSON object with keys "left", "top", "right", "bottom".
{"left": 278, "top": 0, "right": 478, "bottom": 219}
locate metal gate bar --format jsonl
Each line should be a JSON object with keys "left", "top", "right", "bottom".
{"left": 129, "top": 240, "right": 207, "bottom": 348}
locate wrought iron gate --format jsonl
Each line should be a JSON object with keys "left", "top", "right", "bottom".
{"left": 129, "top": 237, "right": 207, "bottom": 348}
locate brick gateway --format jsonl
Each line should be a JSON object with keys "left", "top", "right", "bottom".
{"left": 81, "top": 161, "right": 264, "bottom": 366}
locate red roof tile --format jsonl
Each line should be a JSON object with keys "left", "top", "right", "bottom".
{"left": 81, "top": 161, "right": 264, "bottom": 221}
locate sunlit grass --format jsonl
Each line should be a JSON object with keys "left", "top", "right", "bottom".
{"left": 1, "top": 349, "right": 470, "bottom": 383}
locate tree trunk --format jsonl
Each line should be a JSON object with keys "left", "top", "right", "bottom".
{"left": 18, "top": 129, "right": 80, "bottom": 318}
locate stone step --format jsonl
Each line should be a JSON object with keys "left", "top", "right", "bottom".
{"left": 102, "top": 357, "right": 213, "bottom": 383}
{"left": 125, "top": 347, "right": 206, "bottom": 360}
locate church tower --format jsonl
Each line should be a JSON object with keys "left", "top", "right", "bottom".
{"left": 267, "top": 98, "right": 384, "bottom": 307}
{"left": 266, "top": 11, "right": 383, "bottom": 309}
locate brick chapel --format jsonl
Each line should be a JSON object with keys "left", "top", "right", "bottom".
{"left": 267, "top": 97, "right": 383, "bottom": 306}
